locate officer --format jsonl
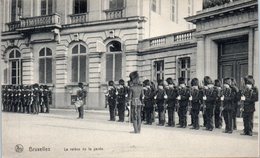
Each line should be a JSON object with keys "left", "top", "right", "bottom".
{"left": 29, "top": 85, "right": 34, "bottom": 113}
{"left": 106, "top": 81, "right": 117, "bottom": 121}
{"left": 17, "top": 85, "right": 23, "bottom": 113}
{"left": 176, "top": 77, "right": 189, "bottom": 128}
{"left": 43, "top": 85, "right": 51, "bottom": 113}
{"left": 150, "top": 81, "right": 156, "bottom": 123}
{"left": 214, "top": 79, "right": 223, "bottom": 129}
{"left": 116, "top": 79, "right": 128, "bottom": 122}
{"left": 142, "top": 79, "right": 154, "bottom": 125}
{"left": 76, "top": 82, "right": 87, "bottom": 119}
{"left": 189, "top": 78, "right": 203, "bottom": 130}
{"left": 39, "top": 85, "right": 45, "bottom": 113}
{"left": 32, "top": 84, "right": 40, "bottom": 114}
{"left": 230, "top": 78, "right": 239, "bottom": 130}
{"left": 165, "top": 78, "right": 178, "bottom": 127}
{"left": 128, "top": 71, "right": 143, "bottom": 133}
{"left": 240, "top": 75, "right": 258, "bottom": 136}
{"left": 2, "top": 85, "right": 6, "bottom": 111}
{"left": 155, "top": 80, "right": 167, "bottom": 126}
{"left": 22, "top": 85, "right": 28, "bottom": 113}
{"left": 7, "top": 85, "right": 12, "bottom": 112}
{"left": 221, "top": 78, "right": 236, "bottom": 133}
{"left": 202, "top": 76, "right": 218, "bottom": 131}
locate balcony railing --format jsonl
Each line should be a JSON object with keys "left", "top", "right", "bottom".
{"left": 20, "top": 13, "right": 61, "bottom": 29}
{"left": 104, "top": 9, "right": 124, "bottom": 20}
{"left": 139, "top": 29, "right": 196, "bottom": 50}
{"left": 69, "top": 13, "right": 89, "bottom": 24}
{"left": 7, "top": 21, "right": 21, "bottom": 31}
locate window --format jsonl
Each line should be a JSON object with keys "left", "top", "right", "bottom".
{"left": 9, "top": 49, "right": 22, "bottom": 85}
{"left": 152, "top": 0, "right": 156, "bottom": 12}
{"left": 39, "top": 48, "right": 53, "bottom": 84}
{"left": 41, "top": 0, "right": 55, "bottom": 15}
{"left": 106, "top": 41, "right": 122, "bottom": 81}
{"left": 71, "top": 44, "right": 88, "bottom": 83}
{"left": 109, "top": 0, "right": 124, "bottom": 10}
{"left": 178, "top": 57, "right": 190, "bottom": 84}
{"left": 171, "top": 0, "right": 176, "bottom": 22}
{"left": 11, "top": 0, "right": 22, "bottom": 22}
{"left": 154, "top": 60, "right": 164, "bottom": 82}
{"left": 74, "top": 0, "right": 87, "bottom": 14}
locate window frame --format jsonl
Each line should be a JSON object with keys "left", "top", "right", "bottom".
{"left": 40, "top": 0, "right": 56, "bottom": 16}
{"left": 107, "top": 0, "right": 125, "bottom": 11}
{"left": 153, "top": 60, "right": 164, "bottom": 82}
{"left": 39, "top": 47, "right": 53, "bottom": 84}
{"left": 73, "top": 0, "right": 88, "bottom": 14}
{"left": 178, "top": 57, "right": 191, "bottom": 84}
{"left": 8, "top": 49, "right": 22, "bottom": 85}
{"left": 11, "top": 0, "right": 22, "bottom": 22}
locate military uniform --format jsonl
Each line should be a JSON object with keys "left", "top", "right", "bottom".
{"left": 128, "top": 71, "right": 143, "bottom": 133}
{"left": 214, "top": 79, "right": 223, "bottom": 129}
{"left": 116, "top": 79, "right": 128, "bottom": 122}
{"left": 177, "top": 77, "right": 190, "bottom": 128}
{"left": 39, "top": 86, "right": 45, "bottom": 113}
{"left": 32, "top": 84, "right": 41, "bottom": 114}
{"left": 2, "top": 86, "right": 6, "bottom": 111}
{"left": 240, "top": 76, "right": 258, "bottom": 136}
{"left": 222, "top": 78, "right": 236, "bottom": 133}
{"left": 76, "top": 83, "right": 87, "bottom": 119}
{"left": 143, "top": 80, "right": 154, "bottom": 125}
{"left": 155, "top": 80, "right": 167, "bottom": 126}
{"left": 165, "top": 78, "right": 178, "bottom": 127}
{"left": 106, "top": 81, "right": 117, "bottom": 121}
{"left": 43, "top": 85, "right": 51, "bottom": 113}
{"left": 203, "top": 76, "right": 218, "bottom": 131}
{"left": 190, "top": 78, "right": 203, "bottom": 130}
{"left": 230, "top": 79, "right": 239, "bottom": 130}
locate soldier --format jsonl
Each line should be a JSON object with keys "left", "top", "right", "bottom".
{"left": 165, "top": 78, "right": 178, "bottom": 127}
{"left": 29, "top": 85, "right": 34, "bottom": 113}
{"left": 43, "top": 85, "right": 51, "bottom": 113}
{"left": 128, "top": 71, "right": 143, "bottom": 133}
{"left": 142, "top": 79, "right": 154, "bottom": 125}
{"left": 230, "top": 78, "right": 239, "bottom": 130}
{"left": 32, "top": 84, "right": 41, "bottom": 114}
{"left": 176, "top": 77, "right": 189, "bottom": 128}
{"left": 7, "top": 85, "right": 12, "bottom": 112}
{"left": 76, "top": 82, "right": 87, "bottom": 119}
{"left": 240, "top": 75, "right": 258, "bottom": 136}
{"left": 116, "top": 79, "right": 128, "bottom": 122}
{"left": 106, "top": 81, "right": 117, "bottom": 121}
{"left": 2, "top": 86, "right": 6, "bottom": 111}
{"left": 189, "top": 78, "right": 203, "bottom": 130}
{"left": 214, "top": 79, "right": 223, "bottom": 129}
{"left": 150, "top": 81, "right": 156, "bottom": 123}
{"left": 155, "top": 80, "right": 167, "bottom": 126}
{"left": 221, "top": 78, "right": 236, "bottom": 133}
{"left": 17, "top": 85, "right": 23, "bottom": 113}
{"left": 22, "top": 85, "right": 29, "bottom": 113}
{"left": 202, "top": 76, "right": 218, "bottom": 131}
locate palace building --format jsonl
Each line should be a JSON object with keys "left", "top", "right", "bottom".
{"left": 0, "top": 0, "right": 258, "bottom": 110}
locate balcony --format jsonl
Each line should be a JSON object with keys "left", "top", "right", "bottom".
{"left": 18, "top": 13, "right": 61, "bottom": 32}
{"left": 68, "top": 13, "right": 89, "bottom": 24}
{"left": 6, "top": 21, "right": 21, "bottom": 31}
{"left": 139, "top": 29, "right": 196, "bottom": 51}
{"left": 104, "top": 9, "right": 125, "bottom": 20}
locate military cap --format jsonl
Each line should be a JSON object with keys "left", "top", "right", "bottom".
{"left": 223, "top": 78, "right": 232, "bottom": 86}
{"left": 214, "top": 79, "right": 222, "bottom": 87}
{"left": 244, "top": 75, "right": 255, "bottom": 85}
{"left": 157, "top": 80, "right": 164, "bottom": 86}
{"left": 166, "top": 77, "right": 174, "bottom": 85}
{"left": 119, "top": 79, "right": 125, "bottom": 85}
{"left": 143, "top": 79, "right": 150, "bottom": 86}
{"left": 191, "top": 78, "right": 199, "bottom": 86}
{"left": 78, "top": 82, "right": 83, "bottom": 88}
{"left": 129, "top": 71, "right": 139, "bottom": 82}
{"left": 203, "top": 76, "right": 213, "bottom": 85}
{"left": 178, "top": 77, "right": 185, "bottom": 85}
{"left": 108, "top": 81, "right": 114, "bottom": 86}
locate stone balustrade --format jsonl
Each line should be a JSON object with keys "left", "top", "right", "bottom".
{"left": 104, "top": 9, "right": 124, "bottom": 20}
{"left": 69, "top": 13, "right": 89, "bottom": 24}
{"left": 7, "top": 21, "right": 21, "bottom": 31}
{"left": 20, "top": 13, "right": 61, "bottom": 28}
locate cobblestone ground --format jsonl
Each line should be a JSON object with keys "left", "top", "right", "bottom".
{"left": 1, "top": 109, "right": 259, "bottom": 158}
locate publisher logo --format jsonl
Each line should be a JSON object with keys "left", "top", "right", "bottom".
{"left": 15, "top": 144, "right": 24, "bottom": 153}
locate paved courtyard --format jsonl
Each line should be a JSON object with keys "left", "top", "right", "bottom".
{"left": 1, "top": 109, "right": 259, "bottom": 158}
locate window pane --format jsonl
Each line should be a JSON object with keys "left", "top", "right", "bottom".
{"left": 79, "top": 56, "right": 86, "bottom": 82}
{"left": 115, "top": 53, "right": 122, "bottom": 81}
{"left": 187, "top": 58, "right": 190, "bottom": 68}
{"left": 46, "top": 58, "right": 52, "bottom": 83}
{"left": 79, "top": 0, "right": 87, "bottom": 13}
{"left": 39, "top": 59, "right": 45, "bottom": 83}
{"left": 11, "top": 0, "right": 16, "bottom": 22}
{"left": 9, "top": 51, "right": 14, "bottom": 58}
{"left": 74, "top": 0, "right": 80, "bottom": 14}
{"left": 41, "top": 0, "right": 47, "bottom": 15}
{"left": 181, "top": 59, "right": 185, "bottom": 69}
{"left": 72, "top": 45, "right": 78, "bottom": 54}
{"left": 106, "top": 54, "right": 113, "bottom": 81}
{"left": 80, "top": 45, "right": 86, "bottom": 54}
{"left": 40, "top": 49, "right": 45, "bottom": 56}
{"left": 48, "top": 0, "right": 53, "bottom": 15}
{"left": 72, "top": 56, "right": 78, "bottom": 82}
{"left": 109, "top": 0, "right": 116, "bottom": 10}
{"left": 118, "top": 0, "right": 124, "bottom": 8}
{"left": 16, "top": 51, "right": 21, "bottom": 58}
{"left": 46, "top": 48, "right": 52, "bottom": 56}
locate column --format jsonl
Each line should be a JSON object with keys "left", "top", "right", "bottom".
{"left": 195, "top": 35, "right": 205, "bottom": 80}
{"left": 253, "top": 27, "right": 259, "bottom": 87}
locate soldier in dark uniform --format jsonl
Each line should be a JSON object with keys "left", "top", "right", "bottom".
{"left": 76, "top": 82, "right": 87, "bottom": 119}
{"left": 116, "top": 79, "right": 128, "bottom": 122}
{"left": 32, "top": 84, "right": 41, "bottom": 114}
{"left": 165, "top": 78, "right": 178, "bottom": 127}
{"left": 189, "top": 78, "right": 203, "bottom": 130}
{"left": 43, "top": 85, "right": 51, "bottom": 113}
{"left": 7, "top": 85, "right": 12, "bottom": 112}
{"left": 150, "top": 81, "right": 156, "bottom": 123}
{"left": 29, "top": 85, "right": 35, "bottom": 113}
{"left": 17, "top": 85, "right": 23, "bottom": 113}
{"left": 22, "top": 85, "right": 28, "bottom": 113}
{"left": 106, "top": 81, "right": 117, "bottom": 121}
{"left": 203, "top": 76, "right": 218, "bottom": 131}
{"left": 214, "top": 79, "right": 223, "bottom": 129}
{"left": 176, "top": 77, "right": 189, "bottom": 128}
{"left": 230, "top": 78, "right": 239, "bottom": 130}
{"left": 240, "top": 75, "right": 258, "bottom": 136}
{"left": 155, "top": 80, "right": 167, "bottom": 126}
{"left": 13, "top": 85, "right": 18, "bottom": 112}
{"left": 39, "top": 85, "right": 45, "bottom": 113}
{"left": 128, "top": 71, "right": 143, "bottom": 133}
{"left": 142, "top": 79, "right": 154, "bottom": 125}
{"left": 2, "top": 86, "right": 6, "bottom": 111}
{"left": 221, "top": 78, "right": 236, "bottom": 133}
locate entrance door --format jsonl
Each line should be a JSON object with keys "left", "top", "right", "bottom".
{"left": 218, "top": 35, "right": 248, "bottom": 89}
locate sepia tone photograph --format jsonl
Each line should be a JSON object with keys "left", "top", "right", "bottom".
{"left": 0, "top": 0, "right": 259, "bottom": 157}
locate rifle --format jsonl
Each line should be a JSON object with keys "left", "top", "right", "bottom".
{"left": 219, "top": 78, "right": 224, "bottom": 117}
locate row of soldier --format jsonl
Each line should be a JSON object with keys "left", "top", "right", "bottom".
{"left": 1, "top": 84, "right": 51, "bottom": 114}
{"left": 105, "top": 75, "right": 258, "bottom": 136}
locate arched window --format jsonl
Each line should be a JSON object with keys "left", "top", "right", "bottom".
{"left": 39, "top": 47, "right": 53, "bottom": 84}
{"left": 41, "top": 0, "right": 55, "bottom": 15}
{"left": 71, "top": 44, "right": 88, "bottom": 83}
{"left": 9, "top": 49, "right": 22, "bottom": 85}
{"left": 106, "top": 41, "right": 122, "bottom": 81}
